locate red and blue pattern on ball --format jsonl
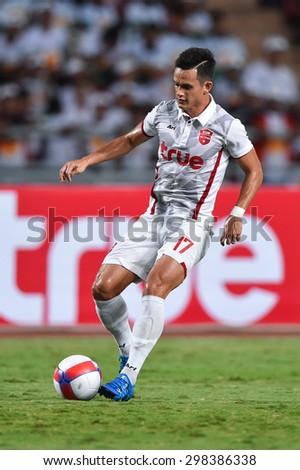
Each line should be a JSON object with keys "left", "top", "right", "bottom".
{"left": 54, "top": 361, "right": 102, "bottom": 400}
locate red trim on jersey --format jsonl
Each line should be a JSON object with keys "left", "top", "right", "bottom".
{"left": 181, "top": 262, "right": 187, "bottom": 278}
{"left": 192, "top": 149, "right": 223, "bottom": 220}
{"left": 141, "top": 120, "right": 153, "bottom": 137}
{"left": 150, "top": 163, "right": 159, "bottom": 215}
{"left": 150, "top": 193, "right": 158, "bottom": 215}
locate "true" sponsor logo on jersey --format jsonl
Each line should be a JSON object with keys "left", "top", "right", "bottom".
{"left": 160, "top": 140, "right": 204, "bottom": 170}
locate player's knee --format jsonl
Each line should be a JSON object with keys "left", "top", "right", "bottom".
{"left": 92, "top": 276, "right": 116, "bottom": 301}
{"left": 143, "top": 274, "right": 166, "bottom": 298}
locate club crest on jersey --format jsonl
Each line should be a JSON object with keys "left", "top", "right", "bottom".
{"left": 199, "top": 129, "right": 213, "bottom": 145}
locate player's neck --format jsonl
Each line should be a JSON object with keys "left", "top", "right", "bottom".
{"left": 185, "top": 95, "right": 211, "bottom": 118}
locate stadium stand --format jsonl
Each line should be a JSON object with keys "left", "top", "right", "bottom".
{"left": 0, "top": 0, "right": 299, "bottom": 184}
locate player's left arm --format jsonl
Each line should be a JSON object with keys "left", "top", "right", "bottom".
{"left": 220, "top": 147, "right": 263, "bottom": 246}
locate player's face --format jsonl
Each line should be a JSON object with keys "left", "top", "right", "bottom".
{"left": 173, "top": 67, "right": 212, "bottom": 117}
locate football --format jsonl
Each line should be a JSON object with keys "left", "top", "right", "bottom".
{"left": 53, "top": 354, "right": 102, "bottom": 401}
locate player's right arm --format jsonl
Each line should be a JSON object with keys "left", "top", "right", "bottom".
{"left": 59, "top": 122, "right": 150, "bottom": 182}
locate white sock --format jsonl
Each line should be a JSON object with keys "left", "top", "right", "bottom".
{"left": 122, "top": 295, "right": 164, "bottom": 385}
{"left": 94, "top": 295, "right": 132, "bottom": 357}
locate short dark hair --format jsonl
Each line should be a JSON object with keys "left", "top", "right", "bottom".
{"left": 175, "top": 47, "right": 216, "bottom": 82}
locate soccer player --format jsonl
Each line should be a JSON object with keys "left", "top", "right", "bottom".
{"left": 59, "top": 48, "right": 263, "bottom": 401}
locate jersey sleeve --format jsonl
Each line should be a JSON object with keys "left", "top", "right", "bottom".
{"left": 225, "top": 119, "right": 253, "bottom": 159}
{"left": 142, "top": 104, "right": 160, "bottom": 137}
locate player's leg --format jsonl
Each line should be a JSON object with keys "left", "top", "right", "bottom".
{"left": 143, "top": 253, "right": 185, "bottom": 298}
{"left": 93, "top": 217, "right": 160, "bottom": 374}
{"left": 99, "top": 255, "right": 185, "bottom": 401}
{"left": 92, "top": 264, "right": 137, "bottom": 367}
{"left": 92, "top": 263, "right": 137, "bottom": 301}
{"left": 99, "top": 217, "right": 212, "bottom": 401}
{"left": 113, "top": 218, "right": 213, "bottom": 397}
{"left": 121, "top": 255, "right": 185, "bottom": 385}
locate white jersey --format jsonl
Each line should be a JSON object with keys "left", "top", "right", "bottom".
{"left": 142, "top": 95, "right": 253, "bottom": 219}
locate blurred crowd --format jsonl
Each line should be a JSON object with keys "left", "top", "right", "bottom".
{"left": 0, "top": 0, "right": 299, "bottom": 183}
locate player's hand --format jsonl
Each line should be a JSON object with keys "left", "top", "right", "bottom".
{"left": 220, "top": 216, "right": 243, "bottom": 246}
{"left": 59, "top": 159, "right": 88, "bottom": 182}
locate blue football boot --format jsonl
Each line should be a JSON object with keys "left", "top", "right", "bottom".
{"left": 119, "top": 354, "right": 129, "bottom": 372}
{"left": 99, "top": 373, "right": 134, "bottom": 401}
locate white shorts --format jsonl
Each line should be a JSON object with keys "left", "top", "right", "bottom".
{"left": 103, "top": 215, "right": 213, "bottom": 281}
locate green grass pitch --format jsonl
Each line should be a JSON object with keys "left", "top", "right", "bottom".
{"left": 0, "top": 335, "right": 299, "bottom": 450}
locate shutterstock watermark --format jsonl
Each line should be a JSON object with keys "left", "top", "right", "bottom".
{"left": 26, "top": 207, "right": 273, "bottom": 244}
